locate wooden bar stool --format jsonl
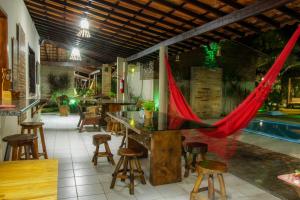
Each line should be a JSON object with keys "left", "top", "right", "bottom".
{"left": 110, "top": 148, "right": 146, "bottom": 195}
{"left": 20, "top": 122, "right": 48, "bottom": 159}
{"left": 3, "top": 134, "right": 38, "bottom": 161}
{"left": 184, "top": 142, "right": 208, "bottom": 177}
{"left": 92, "top": 134, "right": 115, "bottom": 166}
{"left": 190, "top": 160, "right": 227, "bottom": 200}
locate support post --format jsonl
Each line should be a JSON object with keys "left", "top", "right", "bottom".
{"left": 159, "top": 46, "right": 168, "bottom": 113}
{"left": 117, "top": 57, "right": 127, "bottom": 100}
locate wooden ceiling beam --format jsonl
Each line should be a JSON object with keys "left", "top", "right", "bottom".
{"left": 29, "top": 1, "right": 186, "bottom": 51}
{"left": 127, "top": 0, "right": 293, "bottom": 61}
{"left": 33, "top": 18, "right": 140, "bottom": 55}
{"left": 37, "top": 29, "right": 127, "bottom": 58}
{"left": 27, "top": 0, "right": 192, "bottom": 51}
{"left": 26, "top": 4, "right": 153, "bottom": 49}
{"left": 277, "top": 6, "right": 300, "bottom": 21}
{"left": 155, "top": 0, "right": 260, "bottom": 33}
{"left": 218, "top": 0, "right": 281, "bottom": 28}
{"left": 121, "top": 0, "right": 244, "bottom": 37}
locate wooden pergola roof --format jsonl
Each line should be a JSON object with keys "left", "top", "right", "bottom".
{"left": 25, "top": 0, "right": 300, "bottom": 63}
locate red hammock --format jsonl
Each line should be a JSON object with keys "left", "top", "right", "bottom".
{"left": 166, "top": 26, "right": 300, "bottom": 138}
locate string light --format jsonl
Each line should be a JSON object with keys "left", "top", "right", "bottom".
{"left": 70, "top": 47, "right": 81, "bottom": 61}
{"left": 77, "top": 18, "right": 91, "bottom": 38}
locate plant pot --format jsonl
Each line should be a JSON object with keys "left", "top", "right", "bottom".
{"left": 59, "top": 105, "right": 69, "bottom": 116}
{"left": 144, "top": 110, "right": 153, "bottom": 119}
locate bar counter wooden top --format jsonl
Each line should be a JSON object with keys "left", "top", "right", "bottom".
{"left": 0, "top": 159, "right": 58, "bottom": 200}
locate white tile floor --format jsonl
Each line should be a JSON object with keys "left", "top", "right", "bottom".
{"left": 42, "top": 114, "right": 281, "bottom": 200}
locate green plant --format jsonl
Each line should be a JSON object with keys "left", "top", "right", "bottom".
{"left": 109, "top": 91, "right": 116, "bottom": 98}
{"left": 142, "top": 100, "right": 155, "bottom": 111}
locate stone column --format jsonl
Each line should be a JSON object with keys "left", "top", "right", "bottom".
{"left": 159, "top": 46, "right": 168, "bottom": 113}
{"left": 102, "top": 64, "right": 111, "bottom": 97}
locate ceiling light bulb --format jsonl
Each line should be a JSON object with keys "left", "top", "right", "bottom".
{"left": 70, "top": 47, "right": 81, "bottom": 61}
{"left": 77, "top": 18, "right": 91, "bottom": 38}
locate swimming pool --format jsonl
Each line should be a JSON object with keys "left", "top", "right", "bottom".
{"left": 244, "top": 120, "right": 300, "bottom": 144}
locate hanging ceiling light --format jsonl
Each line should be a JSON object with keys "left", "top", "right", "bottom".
{"left": 77, "top": 18, "right": 91, "bottom": 38}
{"left": 70, "top": 47, "right": 81, "bottom": 61}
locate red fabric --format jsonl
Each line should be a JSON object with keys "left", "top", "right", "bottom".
{"left": 166, "top": 26, "right": 300, "bottom": 138}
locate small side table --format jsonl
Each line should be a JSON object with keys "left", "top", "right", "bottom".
{"left": 278, "top": 173, "right": 300, "bottom": 197}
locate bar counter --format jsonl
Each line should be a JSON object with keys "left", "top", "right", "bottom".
{"left": 107, "top": 111, "right": 215, "bottom": 186}
{"left": 0, "top": 98, "right": 41, "bottom": 116}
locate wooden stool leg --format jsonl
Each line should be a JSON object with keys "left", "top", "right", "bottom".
{"left": 11, "top": 146, "right": 18, "bottom": 161}
{"left": 79, "top": 119, "right": 85, "bottom": 132}
{"left": 120, "top": 134, "right": 126, "bottom": 148}
{"left": 217, "top": 174, "right": 227, "bottom": 200}
{"left": 24, "top": 145, "right": 30, "bottom": 160}
{"left": 208, "top": 174, "right": 215, "bottom": 200}
{"left": 33, "top": 128, "right": 39, "bottom": 157}
{"left": 121, "top": 157, "right": 129, "bottom": 182}
{"left": 185, "top": 153, "right": 193, "bottom": 177}
{"left": 129, "top": 158, "right": 135, "bottom": 195}
{"left": 18, "top": 127, "right": 26, "bottom": 157}
{"left": 104, "top": 142, "right": 115, "bottom": 165}
{"left": 190, "top": 174, "right": 204, "bottom": 200}
{"left": 30, "top": 142, "right": 39, "bottom": 159}
{"left": 134, "top": 157, "right": 146, "bottom": 184}
{"left": 92, "top": 144, "right": 100, "bottom": 166}
{"left": 39, "top": 127, "right": 48, "bottom": 159}
{"left": 110, "top": 156, "right": 124, "bottom": 189}
{"left": 4, "top": 144, "right": 12, "bottom": 161}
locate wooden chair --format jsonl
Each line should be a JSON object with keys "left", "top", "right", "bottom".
{"left": 77, "top": 105, "right": 101, "bottom": 132}
{"left": 20, "top": 122, "right": 48, "bottom": 159}
{"left": 92, "top": 134, "right": 115, "bottom": 166}
{"left": 110, "top": 148, "right": 146, "bottom": 195}
{"left": 184, "top": 142, "right": 208, "bottom": 177}
{"left": 190, "top": 160, "right": 227, "bottom": 200}
{"left": 3, "top": 134, "right": 38, "bottom": 161}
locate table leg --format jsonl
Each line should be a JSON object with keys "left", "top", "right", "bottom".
{"left": 0, "top": 116, "right": 6, "bottom": 161}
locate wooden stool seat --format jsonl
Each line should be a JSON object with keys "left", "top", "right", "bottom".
{"left": 21, "top": 121, "right": 48, "bottom": 159}
{"left": 3, "top": 134, "right": 38, "bottom": 161}
{"left": 93, "top": 134, "right": 111, "bottom": 145}
{"left": 190, "top": 160, "right": 228, "bottom": 200}
{"left": 198, "top": 160, "right": 227, "bottom": 174}
{"left": 118, "top": 148, "right": 143, "bottom": 157}
{"left": 3, "top": 134, "right": 37, "bottom": 143}
{"left": 184, "top": 142, "right": 208, "bottom": 177}
{"left": 21, "top": 122, "right": 44, "bottom": 127}
{"left": 111, "top": 148, "right": 146, "bottom": 195}
{"left": 92, "top": 134, "right": 115, "bottom": 166}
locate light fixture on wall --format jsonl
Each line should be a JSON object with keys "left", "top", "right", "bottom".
{"left": 70, "top": 47, "right": 81, "bottom": 61}
{"left": 77, "top": 18, "right": 91, "bottom": 38}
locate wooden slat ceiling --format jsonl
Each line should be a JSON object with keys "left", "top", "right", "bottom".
{"left": 25, "top": 0, "right": 300, "bottom": 63}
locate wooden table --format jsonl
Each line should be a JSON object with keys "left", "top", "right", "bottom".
{"left": 99, "top": 99, "right": 136, "bottom": 126}
{"left": 278, "top": 173, "right": 300, "bottom": 197}
{"left": 0, "top": 160, "right": 58, "bottom": 199}
{"left": 107, "top": 111, "right": 215, "bottom": 186}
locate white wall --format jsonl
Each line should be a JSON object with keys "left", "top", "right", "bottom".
{"left": 0, "top": 0, "right": 40, "bottom": 99}
{"left": 127, "top": 64, "right": 154, "bottom": 101}
{"left": 0, "top": 0, "right": 40, "bottom": 160}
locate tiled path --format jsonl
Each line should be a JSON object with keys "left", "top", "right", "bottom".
{"left": 42, "top": 114, "right": 283, "bottom": 200}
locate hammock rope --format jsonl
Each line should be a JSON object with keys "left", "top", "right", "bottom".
{"left": 166, "top": 26, "right": 300, "bottom": 138}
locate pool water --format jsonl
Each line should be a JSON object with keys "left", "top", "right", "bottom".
{"left": 245, "top": 120, "right": 300, "bottom": 144}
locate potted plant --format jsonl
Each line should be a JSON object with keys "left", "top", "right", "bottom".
{"left": 56, "top": 95, "right": 69, "bottom": 116}
{"left": 143, "top": 100, "right": 155, "bottom": 119}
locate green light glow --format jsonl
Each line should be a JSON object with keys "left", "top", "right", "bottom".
{"left": 69, "top": 98, "right": 77, "bottom": 106}
{"left": 154, "top": 94, "right": 159, "bottom": 111}
{"left": 203, "top": 42, "right": 219, "bottom": 69}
